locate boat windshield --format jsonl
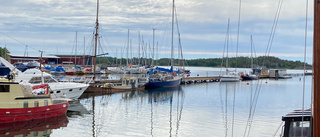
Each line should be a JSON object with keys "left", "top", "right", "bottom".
{"left": 29, "top": 76, "right": 57, "bottom": 84}
{"left": 288, "top": 121, "right": 311, "bottom": 137}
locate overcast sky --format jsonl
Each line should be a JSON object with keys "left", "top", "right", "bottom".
{"left": 0, "top": 0, "right": 314, "bottom": 64}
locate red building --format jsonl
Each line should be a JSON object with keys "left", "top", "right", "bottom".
{"left": 9, "top": 54, "right": 93, "bottom": 65}
{"left": 54, "top": 55, "right": 93, "bottom": 65}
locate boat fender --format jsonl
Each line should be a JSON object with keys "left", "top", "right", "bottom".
{"left": 6, "top": 74, "right": 13, "bottom": 80}
{"left": 104, "top": 83, "right": 114, "bottom": 88}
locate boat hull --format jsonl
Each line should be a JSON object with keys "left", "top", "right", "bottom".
{"left": 220, "top": 76, "right": 240, "bottom": 82}
{"left": 48, "top": 83, "right": 89, "bottom": 99}
{"left": 65, "top": 72, "right": 76, "bottom": 75}
{"left": 0, "top": 102, "right": 69, "bottom": 123}
{"left": 241, "top": 75, "right": 258, "bottom": 81}
{"left": 145, "top": 78, "right": 181, "bottom": 89}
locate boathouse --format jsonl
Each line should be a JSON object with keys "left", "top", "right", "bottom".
{"left": 269, "top": 69, "right": 287, "bottom": 78}
{"left": 9, "top": 54, "right": 60, "bottom": 65}
{"left": 54, "top": 55, "right": 93, "bottom": 65}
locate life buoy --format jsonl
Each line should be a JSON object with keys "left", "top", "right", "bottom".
{"left": 33, "top": 84, "right": 49, "bottom": 94}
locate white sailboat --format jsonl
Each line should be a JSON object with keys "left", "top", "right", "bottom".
{"left": 220, "top": 19, "right": 240, "bottom": 82}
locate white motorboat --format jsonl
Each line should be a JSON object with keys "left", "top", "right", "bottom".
{"left": 15, "top": 69, "right": 88, "bottom": 99}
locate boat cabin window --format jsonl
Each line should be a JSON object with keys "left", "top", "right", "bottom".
{"left": 33, "top": 131, "right": 38, "bottom": 136}
{"left": 29, "top": 77, "right": 42, "bottom": 84}
{"left": 34, "top": 101, "right": 39, "bottom": 107}
{"left": 289, "top": 121, "right": 311, "bottom": 137}
{"left": 29, "top": 76, "right": 57, "bottom": 84}
{"left": 23, "top": 102, "right": 28, "bottom": 108}
{"left": 44, "top": 100, "right": 48, "bottom": 106}
{"left": 0, "top": 85, "right": 9, "bottom": 92}
{"left": 43, "top": 76, "right": 57, "bottom": 83}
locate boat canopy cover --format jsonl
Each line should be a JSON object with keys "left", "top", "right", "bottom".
{"left": 45, "top": 66, "right": 65, "bottom": 72}
{"left": 149, "top": 66, "right": 180, "bottom": 75}
{"left": 156, "top": 66, "right": 175, "bottom": 72}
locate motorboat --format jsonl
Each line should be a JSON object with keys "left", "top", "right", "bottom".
{"left": 15, "top": 68, "right": 89, "bottom": 99}
{"left": 240, "top": 71, "right": 258, "bottom": 80}
{"left": 0, "top": 78, "right": 69, "bottom": 123}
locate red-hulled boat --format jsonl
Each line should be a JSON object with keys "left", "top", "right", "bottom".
{"left": 0, "top": 79, "right": 69, "bottom": 123}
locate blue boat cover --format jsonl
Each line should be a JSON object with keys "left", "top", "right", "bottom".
{"left": 56, "top": 66, "right": 65, "bottom": 72}
{"left": 149, "top": 66, "right": 180, "bottom": 75}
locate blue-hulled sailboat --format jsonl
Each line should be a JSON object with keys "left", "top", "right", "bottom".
{"left": 145, "top": 66, "right": 182, "bottom": 89}
{"left": 145, "top": 0, "right": 182, "bottom": 89}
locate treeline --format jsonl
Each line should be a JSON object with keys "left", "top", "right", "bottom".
{"left": 97, "top": 56, "right": 311, "bottom": 69}
{"left": 186, "top": 56, "right": 311, "bottom": 69}
{"left": 0, "top": 47, "right": 10, "bottom": 60}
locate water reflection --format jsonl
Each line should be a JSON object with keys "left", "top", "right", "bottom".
{"left": 0, "top": 115, "right": 68, "bottom": 137}
{"left": 144, "top": 87, "right": 185, "bottom": 137}
{"left": 46, "top": 69, "right": 312, "bottom": 136}
{"left": 218, "top": 82, "right": 237, "bottom": 137}
{"left": 67, "top": 103, "right": 90, "bottom": 116}
{"left": 75, "top": 86, "right": 186, "bottom": 137}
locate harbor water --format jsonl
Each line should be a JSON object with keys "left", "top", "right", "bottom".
{"left": 2, "top": 67, "right": 313, "bottom": 137}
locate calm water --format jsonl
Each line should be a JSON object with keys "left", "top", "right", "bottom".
{"left": 1, "top": 67, "right": 313, "bottom": 137}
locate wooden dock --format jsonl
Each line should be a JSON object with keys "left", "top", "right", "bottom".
{"left": 181, "top": 76, "right": 220, "bottom": 84}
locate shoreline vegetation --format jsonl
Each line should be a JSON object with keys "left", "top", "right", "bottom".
{"left": 97, "top": 56, "right": 312, "bottom": 70}
{"left": 0, "top": 49, "right": 310, "bottom": 69}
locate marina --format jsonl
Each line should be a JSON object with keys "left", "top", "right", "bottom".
{"left": 0, "top": 66, "right": 311, "bottom": 136}
{"left": 0, "top": 0, "right": 315, "bottom": 136}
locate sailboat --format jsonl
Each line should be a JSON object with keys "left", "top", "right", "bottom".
{"left": 145, "top": 0, "right": 182, "bottom": 89}
{"left": 280, "top": 1, "right": 318, "bottom": 136}
{"left": 219, "top": 19, "right": 241, "bottom": 82}
{"left": 241, "top": 35, "right": 258, "bottom": 80}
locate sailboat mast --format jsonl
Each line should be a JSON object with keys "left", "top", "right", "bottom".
{"left": 127, "top": 29, "right": 129, "bottom": 66}
{"left": 313, "top": 0, "right": 320, "bottom": 135}
{"left": 171, "top": 0, "right": 175, "bottom": 66}
{"left": 152, "top": 28, "right": 155, "bottom": 66}
{"left": 93, "top": 0, "right": 99, "bottom": 80}
{"left": 138, "top": 31, "right": 141, "bottom": 65}
{"left": 250, "top": 35, "right": 253, "bottom": 69}
{"left": 75, "top": 31, "right": 77, "bottom": 66}
{"left": 83, "top": 37, "right": 85, "bottom": 66}
{"left": 226, "top": 19, "right": 230, "bottom": 73}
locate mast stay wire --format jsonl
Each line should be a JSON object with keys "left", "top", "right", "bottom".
{"left": 244, "top": 0, "right": 284, "bottom": 136}
{"left": 262, "top": 0, "right": 284, "bottom": 66}
{"left": 0, "top": 32, "right": 40, "bottom": 52}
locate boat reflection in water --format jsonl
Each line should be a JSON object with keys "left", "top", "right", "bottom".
{"left": 0, "top": 115, "right": 68, "bottom": 137}
{"left": 120, "top": 86, "right": 185, "bottom": 137}
{"left": 67, "top": 103, "right": 90, "bottom": 116}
